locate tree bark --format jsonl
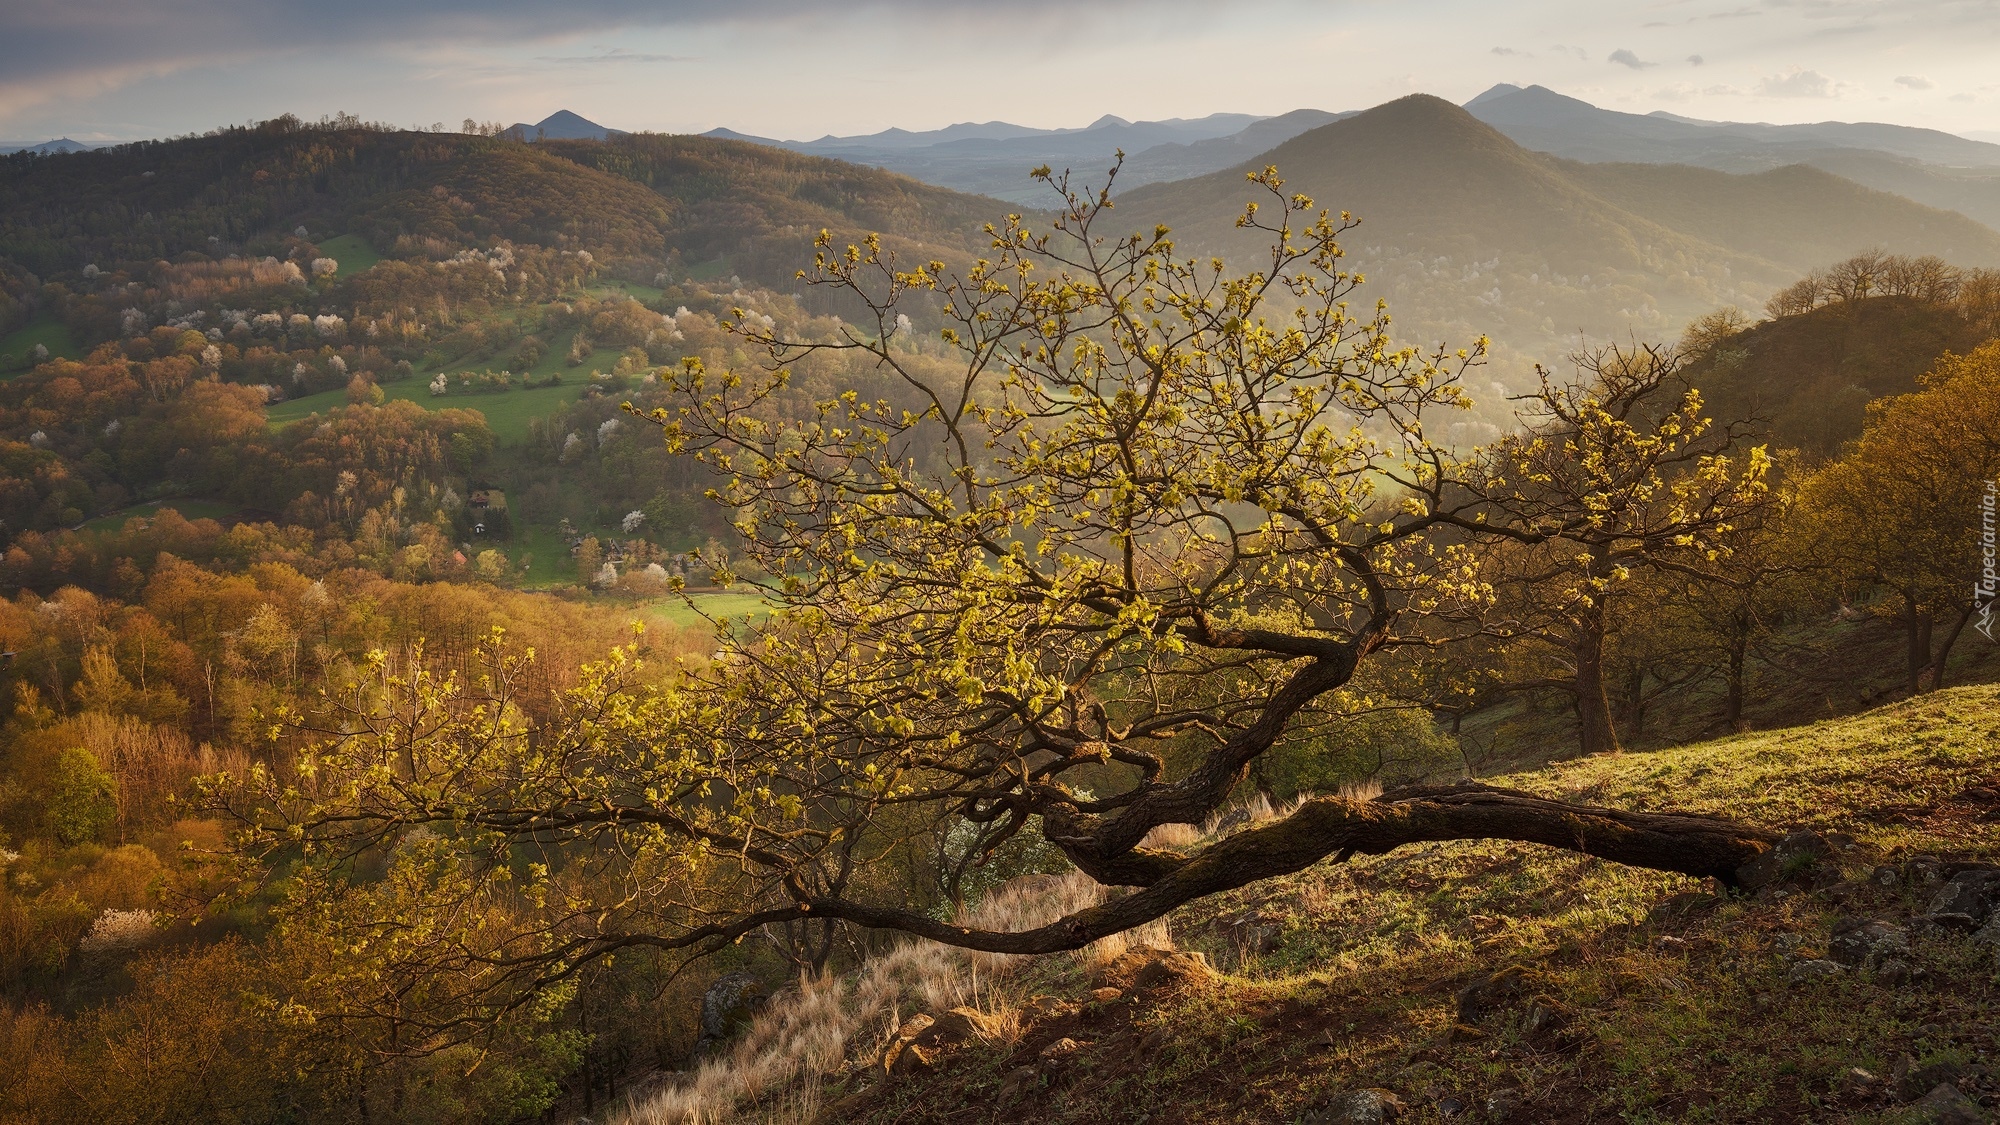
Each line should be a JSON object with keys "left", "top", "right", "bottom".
{"left": 1928, "top": 602, "right": 1977, "bottom": 691}
{"left": 1906, "top": 595, "right": 1933, "bottom": 696}
{"left": 820, "top": 782, "right": 1778, "bottom": 955}
{"left": 1724, "top": 611, "right": 1749, "bottom": 733}
{"left": 1576, "top": 593, "right": 1623, "bottom": 755}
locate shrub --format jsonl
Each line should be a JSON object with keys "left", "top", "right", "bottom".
{"left": 43, "top": 749, "right": 117, "bottom": 845}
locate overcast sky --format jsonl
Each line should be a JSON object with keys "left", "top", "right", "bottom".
{"left": 3, "top": 0, "right": 1999, "bottom": 144}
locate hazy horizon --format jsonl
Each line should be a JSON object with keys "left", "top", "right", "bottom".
{"left": 4, "top": 0, "right": 1999, "bottom": 147}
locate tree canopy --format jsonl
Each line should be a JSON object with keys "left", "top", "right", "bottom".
{"left": 206, "top": 167, "right": 1779, "bottom": 1044}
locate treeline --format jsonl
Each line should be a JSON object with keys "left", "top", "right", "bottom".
{"left": 1763, "top": 248, "right": 2000, "bottom": 323}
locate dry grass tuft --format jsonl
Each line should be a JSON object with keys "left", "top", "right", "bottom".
{"left": 619, "top": 868, "right": 1167, "bottom": 1124}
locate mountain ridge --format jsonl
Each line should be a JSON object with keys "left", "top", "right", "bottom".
{"left": 1113, "top": 95, "right": 2000, "bottom": 420}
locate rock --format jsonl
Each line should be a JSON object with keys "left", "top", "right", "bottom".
{"left": 1928, "top": 868, "right": 2000, "bottom": 925}
{"left": 1436, "top": 1095, "right": 1466, "bottom": 1116}
{"left": 1843, "top": 1067, "right": 1881, "bottom": 1093}
{"left": 1308, "top": 1089, "right": 1405, "bottom": 1124}
{"left": 1019, "top": 995, "right": 1064, "bottom": 1024}
{"left": 912, "top": 1006, "right": 997, "bottom": 1048}
{"left": 1872, "top": 865, "right": 1902, "bottom": 888}
{"left": 1456, "top": 966, "right": 1546, "bottom": 1023}
{"left": 1645, "top": 891, "right": 1719, "bottom": 926}
{"left": 1736, "top": 831, "right": 1830, "bottom": 890}
{"left": 1915, "top": 913, "right": 1981, "bottom": 935}
{"left": 892, "top": 1013, "right": 934, "bottom": 1043}
{"left": 1827, "top": 919, "right": 1910, "bottom": 968}
{"left": 1038, "top": 1036, "right": 1080, "bottom": 1061}
{"left": 1875, "top": 957, "right": 1913, "bottom": 987}
{"left": 1898, "top": 1060, "right": 1965, "bottom": 1103}
{"left": 1095, "top": 946, "right": 1212, "bottom": 991}
{"left": 1135, "top": 950, "right": 1211, "bottom": 990}
{"left": 1907, "top": 856, "right": 1947, "bottom": 889}
{"left": 1971, "top": 915, "right": 2000, "bottom": 950}
{"left": 1519, "top": 998, "right": 1570, "bottom": 1041}
{"left": 1912, "top": 1082, "right": 1986, "bottom": 1124}
{"left": 692, "top": 972, "right": 768, "bottom": 1058}
{"left": 1483, "top": 1089, "right": 1523, "bottom": 1121}
{"left": 996, "top": 1065, "right": 1041, "bottom": 1104}
{"left": 1089, "top": 987, "right": 1123, "bottom": 1003}
{"left": 886, "top": 1041, "right": 934, "bottom": 1078}
{"left": 1786, "top": 959, "right": 1845, "bottom": 985}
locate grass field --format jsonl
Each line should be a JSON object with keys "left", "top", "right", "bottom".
{"left": 262, "top": 314, "right": 650, "bottom": 442}
{"left": 0, "top": 317, "right": 84, "bottom": 376}
{"left": 80, "top": 498, "right": 239, "bottom": 531}
{"left": 314, "top": 234, "right": 381, "bottom": 278}
{"left": 266, "top": 375, "right": 593, "bottom": 441}
{"left": 637, "top": 590, "right": 772, "bottom": 630}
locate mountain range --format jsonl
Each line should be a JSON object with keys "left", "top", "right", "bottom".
{"left": 1112, "top": 95, "right": 2000, "bottom": 438}
{"left": 704, "top": 111, "right": 1356, "bottom": 202}
{"left": 13, "top": 92, "right": 2000, "bottom": 433}
{"left": 1461, "top": 84, "right": 2000, "bottom": 231}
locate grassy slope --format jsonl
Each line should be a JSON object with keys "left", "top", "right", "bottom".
{"left": 314, "top": 233, "right": 381, "bottom": 278}
{"left": 0, "top": 317, "right": 84, "bottom": 376}
{"left": 841, "top": 685, "right": 2000, "bottom": 1124}
{"left": 265, "top": 376, "right": 590, "bottom": 441}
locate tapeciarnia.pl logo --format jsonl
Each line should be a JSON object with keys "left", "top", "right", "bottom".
{"left": 1979, "top": 479, "right": 1998, "bottom": 642}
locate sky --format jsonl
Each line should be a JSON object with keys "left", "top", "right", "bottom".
{"left": 3, "top": 0, "right": 2000, "bottom": 145}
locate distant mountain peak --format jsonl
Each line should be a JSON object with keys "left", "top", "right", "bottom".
{"left": 503, "top": 111, "right": 626, "bottom": 142}
{"left": 1463, "top": 83, "right": 1523, "bottom": 107}
{"left": 1087, "top": 114, "right": 1132, "bottom": 130}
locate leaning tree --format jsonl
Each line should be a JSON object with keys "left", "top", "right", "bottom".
{"left": 209, "top": 167, "right": 1780, "bottom": 1039}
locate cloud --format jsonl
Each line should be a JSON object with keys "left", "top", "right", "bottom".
{"left": 1951, "top": 92, "right": 1977, "bottom": 102}
{"left": 1895, "top": 75, "right": 1934, "bottom": 90}
{"left": 0, "top": 0, "right": 1101, "bottom": 117}
{"left": 532, "top": 49, "right": 691, "bottom": 65}
{"left": 1687, "top": 54, "right": 1704, "bottom": 66}
{"left": 1490, "top": 46, "right": 1530, "bottom": 57}
{"left": 1757, "top": 68, "right": 1836, "bottom": 97}
{"left": 1608, "top": 48, "right": 1656, "bottom": 69}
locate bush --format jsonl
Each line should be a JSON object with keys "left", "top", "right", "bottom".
{"left": 43, "top": 749, "right": 117, "bottom": 845}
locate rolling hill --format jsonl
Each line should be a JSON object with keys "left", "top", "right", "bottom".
{"left": 1112, "top": 95, "right": 2000, "bottom": 418}
{"left": 0, "top": 119, "right": 1002, "bottom": 291}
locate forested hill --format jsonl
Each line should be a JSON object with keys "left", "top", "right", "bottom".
{"left": 0, "top": 118, "right": 1000, "bottom": 289}
{"left": 542, "top": 133, "right": 1013, "bottom": 280}
{"left": 1114, "top": 95, "right": 2000, "bottom": 415}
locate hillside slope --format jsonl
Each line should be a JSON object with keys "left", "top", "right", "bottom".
{"left": 1112, "top": 96, "right": 2000, "bottom": 404}
{"left": 786, "top": 685, "right": 2000, "bottom": 1124}
{"left": 540, "top": 133, "right": 1002, "bottom": 280}
{"left": 1682, "top": 294, "right": 1994, "bottom": 459}
{"left": 0, "top": 121, "right": 1000, "bottom": 290}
